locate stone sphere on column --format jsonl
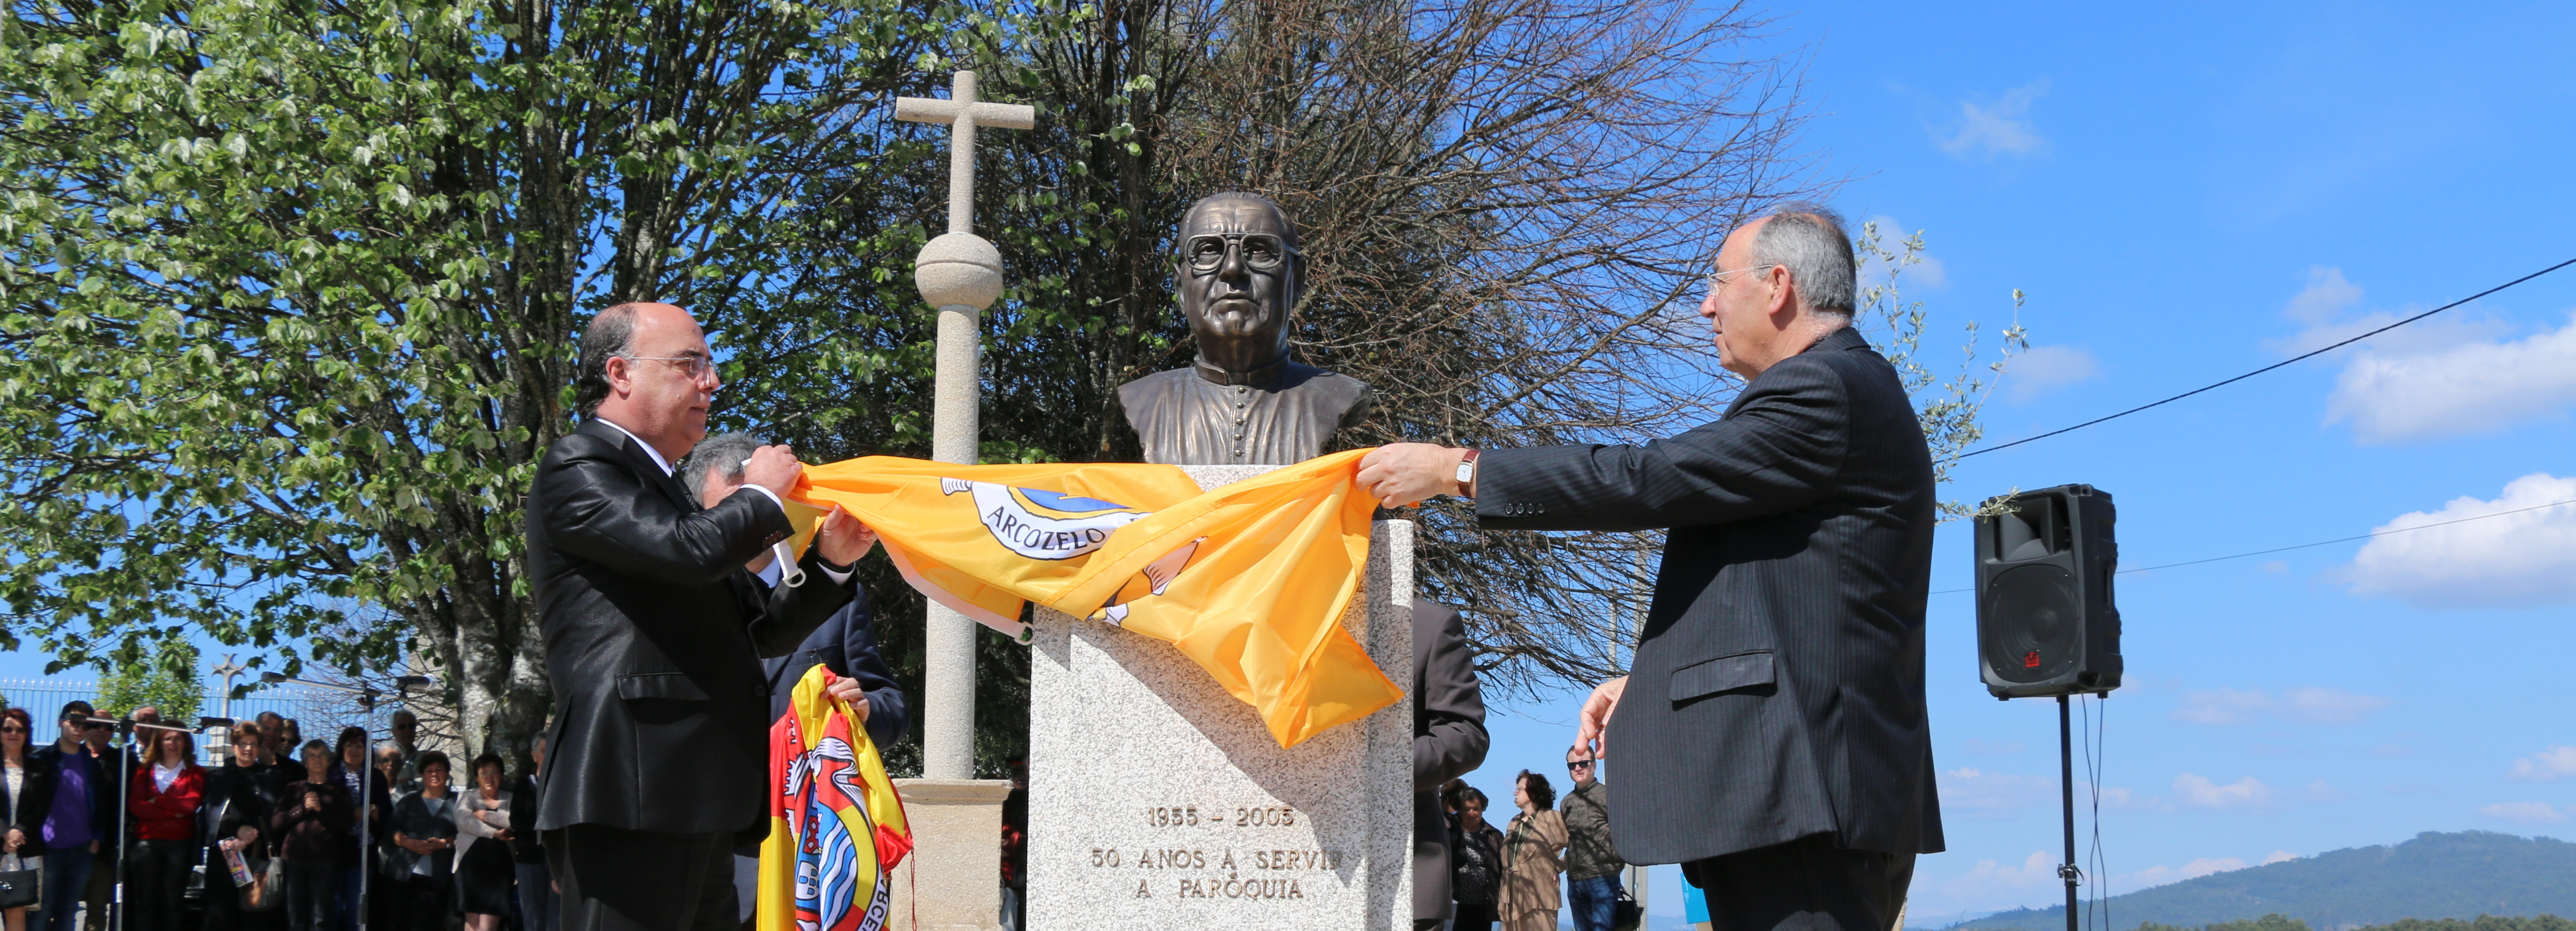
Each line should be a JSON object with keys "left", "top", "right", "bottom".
{"left": 914, "top": 232, "right": 1004, "bottom": 311}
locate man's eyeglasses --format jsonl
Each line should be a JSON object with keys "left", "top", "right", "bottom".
{"left": 1706, "top": 263, "right": 1780, "bottom": 289}
{"left": 621, "top": 355, "right": 716, "bottom": 380}
{"left": 1182, "top": 233, "right": 1299, "bottom": 274}
{"left": 77, "top": 721, "right": 109, "bottom": 731}
{"left": 1566, "top": 758, "right": 1595, "bottom": 770}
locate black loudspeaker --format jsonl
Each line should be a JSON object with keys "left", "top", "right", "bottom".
{"left": 1974, "top": 484, "right": 2122, "bottom": 699}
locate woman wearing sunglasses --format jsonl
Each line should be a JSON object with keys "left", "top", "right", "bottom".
{"left": 0, "top": 708, "right": 62, "bottom": 931}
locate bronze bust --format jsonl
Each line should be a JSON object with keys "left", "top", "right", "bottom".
{"left": 1118, "top": 193, "right": 1371, "bottom": 465}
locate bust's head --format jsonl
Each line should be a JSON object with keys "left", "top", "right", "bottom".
{"left": 1175, "top": 192, "right": 1302, "bottom": 367}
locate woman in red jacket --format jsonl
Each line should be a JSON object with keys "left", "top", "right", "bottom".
{"left": 127, "top": 725, "right": 203, "bottom": 931}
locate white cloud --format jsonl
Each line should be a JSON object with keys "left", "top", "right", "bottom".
{"left": 2263, "top": 851, "right": 2298, "bottom": 865}
{"left": 2120, "top": 857, "right": 2251, "bottom": 891}
{"left": 2172, "top": 686, "right": 2389, "bottom": 726}
{"left": 2281, "top": 687, "right": 2392, "bottom": 724}
{"left": 2262, "top": 266, "right": 2576, "bottom": 442}
{"left": 2326, "top": 311, "right": 2576, "bottom": 442}
{"left": 2286, "top": 267, "right": 2365, "bottom": 327}
{"left": 1858, "top": 216, "right": 1949, "bottom": 289}
{"left": 1938, "top": 81, "right": 2050, "bottom": 160}
{"left": 1940, "top": 851, "right": 2060, "bottom": 901}
{"left": 2174, "top": 688, "right": 2276, "bottom": 725}
{"left": 2007, "top": 345, "right": 2102, "bottom": 402}
{"left": 2267, "top": 266, "right": 2506, "bottom": 357}
{"left": 2509, "top": 746, "right": 2576, "bottom": 781}
{"left": 1938, "top": 767, "right": 2058, "bottom": 819}
{"left": 2479, "top": 802, "right": 2566, "bottom": 824}
{"left": 2175, "top": 773, "right": 2273, "bottom": 809}
{"left": 2345, "top": 473, "right": 2576, "bottom": 607}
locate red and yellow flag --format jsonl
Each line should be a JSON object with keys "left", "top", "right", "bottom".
{"left": 787, "top": 449, "right": 1401, "bottom": 747}
{"left": 756, "top": 666, "right": 910, "bottom": 931}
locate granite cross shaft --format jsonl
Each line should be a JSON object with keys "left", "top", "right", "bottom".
{"left": 895, "top": 70, "right": 1034, "bottom": 782}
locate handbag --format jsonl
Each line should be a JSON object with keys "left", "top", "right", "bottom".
{"left": 241, "top": 854, "right": 285, "bottom": 912}
{"left": 1610, "top": 880, "right": 1643, "bottom": 931}
{"left": 0, "top": 853, "right": 39, "bottom": 911}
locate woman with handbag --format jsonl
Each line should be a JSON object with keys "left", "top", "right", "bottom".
{"left": 201, "top": 722, "right": 284, "bottom": 931}
{"left": 449, "top": 754, "right": 514, "bottom": 931}
{"left": 127, "top": 725, "right": 205, "bottom": 931}
{"left": 386, "top": 753, "right": 457, "bottom": 931}
{"left": 0, "top": 708, "right": 60, "bottom": 931}
{"left": 1496, "top": 771, "right": 1569, "bottom": 931}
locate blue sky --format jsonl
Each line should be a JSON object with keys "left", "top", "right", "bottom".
{"left": 10, "top": 1, "right": 2576, "bottom": 927}
{"left": 1460, "top": 0, "right": 2576, "bottom": 925}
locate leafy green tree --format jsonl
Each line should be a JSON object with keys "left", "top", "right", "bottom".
{"left": 0, "top": 0, "right": 945, "bottom": 761}
{"left": 98, "top": 640, "right": 202, "bottom": 722}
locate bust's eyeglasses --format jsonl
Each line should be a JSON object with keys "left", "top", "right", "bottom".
{"left": 1706, "top": 263, "right": 1780, "bottom": 289}
{"left": 1182, "top": 233, "right": 1299, "bottom": 273}
{"left": 621, "top": 355, "right": 715, "bottom": 380}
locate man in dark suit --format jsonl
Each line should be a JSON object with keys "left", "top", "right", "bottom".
{"left": 527, "top": 301, "right": 879, "bottom": 931}
{"left": 1412, "top": 600, "right": 1489, "bottom": 931}
{"left": 1357, "top": 205, "right": 1940, "bottom": 931}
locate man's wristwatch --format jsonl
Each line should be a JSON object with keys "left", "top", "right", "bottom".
{"left": 1453, "top": 449, "right": 1480, "bottom": 498}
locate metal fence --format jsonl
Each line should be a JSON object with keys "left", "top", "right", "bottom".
{"left": 0, "top": 676, "right": 399, "bottom": 765}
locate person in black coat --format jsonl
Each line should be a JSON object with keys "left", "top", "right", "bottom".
{"left": 1359, "top": 205, "right": 1939, "bottom": 931}
{"left": 0, "top": 707, "right": 61, "bottom": 931}
{"left": 1411, "top": 601, "right": 1489, "bottom": 930}
{"left": 201, "top": 722, "right": 285, "bottom": 931}
{"left": 274, "top": 741, "right": 354, "bottom": 931}
{"left": 502, "top": 738, "right": 552, "bottom": 931}
{"left": 525, "top": 302, "right": 878, "bottom": 931}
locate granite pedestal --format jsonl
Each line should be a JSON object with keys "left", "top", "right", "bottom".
{"left": 1027, "top": 464, "right": 1414, "bottom": 930}
{"left": 888, "top": 778, "right": 1015, "bottom": 931}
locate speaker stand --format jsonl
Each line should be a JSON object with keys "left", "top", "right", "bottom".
{"left": 2057, "top": 695, "right": 2080, "bottom": 931}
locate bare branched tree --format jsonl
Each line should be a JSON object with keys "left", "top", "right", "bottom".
{"left": 718, "top": 0, "right": 2019, "bottom": 773}
{"left": 1142, "top": 0, "right": 1819, "bottom": 696}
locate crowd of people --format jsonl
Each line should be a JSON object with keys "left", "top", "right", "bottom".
{"left": 0, "top": 703, "right": 555, "bottom": 931}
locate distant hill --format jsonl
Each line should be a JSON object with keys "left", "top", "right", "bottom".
{"left": 1946, "top": 831, "right": 2576, "bottom": 931}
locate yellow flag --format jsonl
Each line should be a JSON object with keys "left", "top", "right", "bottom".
{"left": 789, "top": 449, "right": 1401, "bottom": 747}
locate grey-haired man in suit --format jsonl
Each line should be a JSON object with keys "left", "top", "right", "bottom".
{"left": 1356, "top": 205, "right": 1940, "bottom": 931}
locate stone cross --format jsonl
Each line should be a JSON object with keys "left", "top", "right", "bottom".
{"left": 896, "top": 70, "right": 1034, "bottom": 781}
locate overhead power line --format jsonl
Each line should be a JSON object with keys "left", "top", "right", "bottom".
{"left": 1957, "top": 256, "right": 2576, "bottom": 459}
{"left": 1934, "top": 497, "right": 2576, "bottom": 594}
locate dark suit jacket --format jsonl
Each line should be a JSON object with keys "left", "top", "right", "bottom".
{"left": 527, "top": 418, "right": 854, "bottom": 835}
{"left": 1477, "top": 326, "right": 1942, "bottom": 864}
{"left": 760, "top": 594, "right": 909, "bottom": 752}
{"left": 1411, "top": 599, "right": 1488, "bottom": 920}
